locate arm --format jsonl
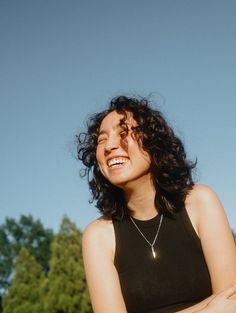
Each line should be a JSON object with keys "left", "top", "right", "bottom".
{"left": 193, "top": 285, "right": 236, "bottom": 313}
{"left": 187, "top": 184, "right": 236, "bottom": 292}
{"left": 82, "top": 218, "right": 127, "bottom": 313}
{"left": 175, "top": 287, "right": 236, "bottom": 313}
{"left": 178, "top": 184, "right": 236, "bottom": 312}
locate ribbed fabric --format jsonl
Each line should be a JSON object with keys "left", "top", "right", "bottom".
{"left": 113, "top": 208, "right": 212, "bottom": 313}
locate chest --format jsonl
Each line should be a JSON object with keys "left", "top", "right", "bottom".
{"left": 113, "top": 212, "right": 212, "bottom": 313}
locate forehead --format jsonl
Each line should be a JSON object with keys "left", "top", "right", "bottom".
{"left": 99, "top": 110, "right": 136, "bottom": 131}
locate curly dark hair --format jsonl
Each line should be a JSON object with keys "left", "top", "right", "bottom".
{"left": 76, "top": 95, "right": 196, "bottom": 220}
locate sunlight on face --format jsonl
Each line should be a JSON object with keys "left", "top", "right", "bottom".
{"left": 96, "top": 111, "right": 151, "bottom": 190}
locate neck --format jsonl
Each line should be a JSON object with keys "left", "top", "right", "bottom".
{"left": 124, "top": 175, "right": 158, "bottom": 220}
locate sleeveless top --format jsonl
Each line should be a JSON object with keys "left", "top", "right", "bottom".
{"left": 113, "top": 208, "right": 212, "bottom": 313}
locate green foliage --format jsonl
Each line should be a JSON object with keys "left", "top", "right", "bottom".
{"left": 3, "top": 248, "right": 44, "bottom": 313}
{"left": 1, "top": 215, "right": 91, "bottom": 313}
{"left": 44, "top": 216, "right": 91, "bottom": 313}
{"left": 0, "top": 228, "right": 13, "bottom": 291}
{"left": 0, "top": 215, "right": 54, "bottom": 293}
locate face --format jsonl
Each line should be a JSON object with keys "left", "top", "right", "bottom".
{"left": 96, "top": 110, "right": 151, "bottom": 190}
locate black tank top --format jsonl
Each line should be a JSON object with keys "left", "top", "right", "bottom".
{"left": 113, "top": 208, "right": 212, "bottom": 313}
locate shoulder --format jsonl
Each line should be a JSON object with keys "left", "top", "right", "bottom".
{"left": 186, "top": 183, "right": 222, "bottom": 213}
{"left": 186, "top": 185, "right": 236, "bottom": 292}
{"left": 82, "top": 217, "right": 115, "bottom": 258}
{"left": 186, "top": 183, "right": 224, "bottom": 215}
{"left": 82, "top": 220, "right": 128, "bottom": 312}
{"left": 83, "top": 217, "right": 114, "bottom": 243}
{"left": 185, "top": 184, "right": 224, "bottom": 235}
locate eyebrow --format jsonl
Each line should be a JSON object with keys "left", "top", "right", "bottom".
{"left": 98, "top": 123, "right": 124, "bottom": 136}
{"left": 97, "top": 130, "right": 107, "bottom": 136}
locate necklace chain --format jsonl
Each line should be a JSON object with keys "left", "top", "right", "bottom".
{"left": 129, "top": 214, "right": 163, "bottom": 258}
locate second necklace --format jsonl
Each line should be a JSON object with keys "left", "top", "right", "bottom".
{"left": 129, "top": 214, "right": 163, "bottom": 259}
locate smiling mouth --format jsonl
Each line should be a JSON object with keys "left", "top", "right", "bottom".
{"left": 107, "top": 157, "right": 129, "bottom": 168}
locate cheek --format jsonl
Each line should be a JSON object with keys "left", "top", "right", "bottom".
{"left": 95, "top": 149, "right": 99, "bottom": 162}
{"left": 130, "top": 141, "right": 150, "bottom": 161}
{"left": 95, "top": 146, "right": 102, "bottom": 162}
{"left": 143, "top": 151, "right": 151, "bottom": 163}
{"left": 96, "top": 148, "right": 105, "bottom": 171}
{"left": 136, "top": 149, "right": 151, "bottom": 167}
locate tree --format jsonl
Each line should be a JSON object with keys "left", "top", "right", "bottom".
{"left": 44, "top": 216, "right": 91, "bottom": 313}
{"left": 0, "top": 215, "right": 53, "bottom": 291}
{"left": 2, "top": 247, "right": 44, "bottom": 313}
{"left": 0, "top": 228, "right": 13, "bottom": 291}
{"left": 0, "top": 215, "right": 54, "bottom": 312}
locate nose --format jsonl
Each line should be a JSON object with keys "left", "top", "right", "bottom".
{"left": 104, "top": 134, "right": 120, "bottom": 154}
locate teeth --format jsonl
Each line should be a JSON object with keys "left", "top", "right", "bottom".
{"left": 108, "top": 157, "right": 129, "bottom": 167}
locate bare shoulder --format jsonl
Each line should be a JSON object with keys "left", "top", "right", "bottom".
{"left": 185, "top": 184, "right": 225, "bottom": 235}
{"left": 83, "top": 217, "right": 113, "bottom": 238}
{"left": 186, "top": 187, "right": 236, "bottom": 292}
{"left": 187, "top": 183, "right": 219, "bottom": 202}
{"left": 82, "top": 217, "right": 115, "bottom": 257}
{"left": 186, "top": 184, "right": 223, "bottom": 214}
{"left": 82, "top": 218, "right": 127, "bottom": 312}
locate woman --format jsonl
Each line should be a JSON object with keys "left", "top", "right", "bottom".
{"left": 77, "top": 96, "right": 236, "bottom": 313}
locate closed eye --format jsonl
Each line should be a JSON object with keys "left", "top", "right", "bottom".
{"left": 119, "top": 130, "right": 128, "bottom": 139}
{"left": 97, "top": 136, "right": 107, "bottom": 144}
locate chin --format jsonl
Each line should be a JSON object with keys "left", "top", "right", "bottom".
{"left": 112, "top": 180, "right": 136, "bottom": 192}
{"left": 110, "top": 179, "right": 128, "bottom": 188}
{"left": 106, "top": 176, "right": 129, "bottom": 189}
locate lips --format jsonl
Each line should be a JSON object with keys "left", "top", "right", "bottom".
{"left": 107, "top": 157, "right": 129, "bottom": 168}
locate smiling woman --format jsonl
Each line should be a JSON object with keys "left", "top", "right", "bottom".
{"left": 76, "top": 96, "right": 236, "bottom": 313}
{"left": 96, "top": 110, "right": 151, "bottom": 190}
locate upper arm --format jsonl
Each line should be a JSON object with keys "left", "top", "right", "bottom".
{"left": 82, "top": 219, "right": 127, "bottom": 313}
{"left": 188, "top": 184, "right": 236, "bottom": 293}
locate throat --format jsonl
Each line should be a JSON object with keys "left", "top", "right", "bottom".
{"left": 126, "top": 194, "right": 158, "bottom": 221}
{"left": 123, "top": 175, "right": 157, "bottom": 219}
{"left": 130, "top": 210, "right": 158, "bottom": 221}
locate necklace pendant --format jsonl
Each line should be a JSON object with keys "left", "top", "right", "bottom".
{"left": 129, "top": 214, "right": 163, "bottom": 261}
{"left": 151, "top": 246, "right": 156, "bottom": 258}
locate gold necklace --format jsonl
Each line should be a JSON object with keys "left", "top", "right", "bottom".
{"left": 129, "top": 214, "right": 163, "bottom": 258}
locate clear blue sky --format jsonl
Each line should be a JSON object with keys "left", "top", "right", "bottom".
{"left": 0, "top": 0, "right": 235, "bottom": 232}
